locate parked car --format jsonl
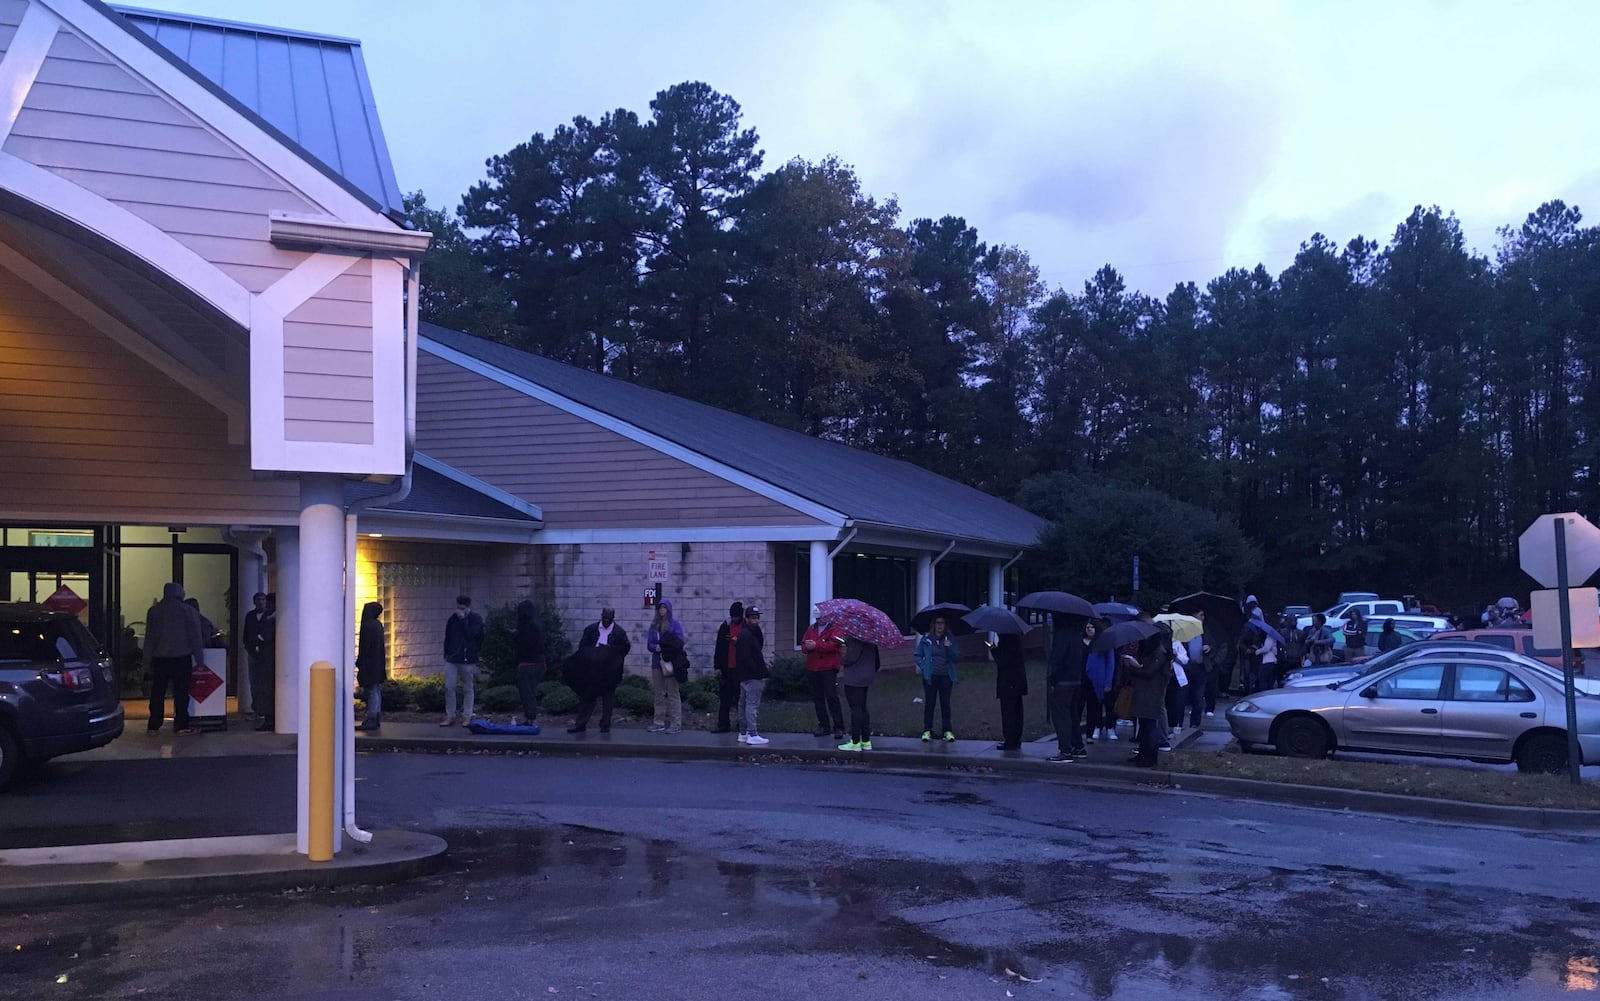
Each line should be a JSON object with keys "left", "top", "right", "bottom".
{"left": 1281, "top": 604, "right": 1313, "bottom": 620}
{"left": 0, "top": 603, "right": 124, "bottom": 790}
{"left": 1228, "top": 652, "right": 1600, "bottom": 772}
{"left": 1296, "top": 599, "right": 1449, "bottom": 635}
{"left": 1332, "top": 623, "right": 1424, "bottom": 657}
{"left": 1429, "top": 629, "right": 1568, "bottom": 670}
{"left": 1336, "top": 591, "right": 1381, "bottom": 604}
{"left": 1282, "top": 640, "right": 1600, "bottom": 695}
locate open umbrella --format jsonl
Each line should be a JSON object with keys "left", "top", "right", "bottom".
{"left": 1168, "top": 591, "right": 1246, "bottom": 632}
{"left": 1016, "top": 591, "right": 1096, "bottom": 618}
{"left": 912, "top": 602, "right": 974, "bottom": 635}
{"left": 814, "top": 598, "right": 909, "bottom": 648}
{"left": 962, "top": 605, "right": 1031, "bottom": 635}
{"left": 1090, "top": 618, "right": 1162, "bottom": 653}
{"left": 1244, "top": 618, "right": 1286, "bottom": 644}
{"left": 1153, "top": 612, "right": 1204, "bottom": 643}
{"left": 1093, "top": 601, "right": 1142, "bottom": 622}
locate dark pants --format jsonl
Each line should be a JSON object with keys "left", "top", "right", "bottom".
{"left": 1134, "top": 716, "right": 1160, "bottom": 765}
{"left": 148, "top": 656, "right": 192, "bottom": 731}
{"left": 922, "top": 675, "right": 953, "bottom": 733}
{"left": 1256, "top": 660, "right": 1279, "bottom": 693}
{"left": 571, "top": 689, "right": 616, "bottom": 731}
{"left": 516, "top": 662, "right": 545, "bottom": 720}
{"left": 248, "top": 648, "right": 275, "bottom": 720}
{"left": 807, "top": 669, "right": 845, "bottom": 733}
{"left": 1082, "top": 684, "right": 1106, "bottom": 735}
{"left": 998, "top": 694, "right": 1024, "bottom": 748}
{"left": 716, "top": 671, "right": 741, "bottom": 729}
{"left": 1165, "top": 676, "right": 1183, "bottom": 730}
{"left": 1205, "top": 665, "right": 1221, "bottom": 711}
{"left": 1185, "top": 668, "right": 1208, "bottom": 727}
{"left": 1049, "top": 683, "right": 1081, "bottom": 753}
{"left": 843, "top": 684, "right": 871, "bottom": 742}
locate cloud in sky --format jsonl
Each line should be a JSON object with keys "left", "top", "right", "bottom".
{"left": 170, "top": 0, "right": 1600, "bottom": 297}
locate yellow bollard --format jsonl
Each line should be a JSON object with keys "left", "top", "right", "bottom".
{"left": 308, "top": 660, "right": 336, "bottom": 862}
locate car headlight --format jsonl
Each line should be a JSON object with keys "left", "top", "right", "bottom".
{"left": 1233, "top": 701, "right": 1261, "bottom": 714}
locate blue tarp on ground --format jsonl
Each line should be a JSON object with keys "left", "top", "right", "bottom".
{"left": 467, "top": 720, "right": 541, "bottom": 736}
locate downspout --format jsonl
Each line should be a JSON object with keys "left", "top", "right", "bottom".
{"left": 930, "top": 539, "right": 957, "bottom": 567}
{"left": 827, "top": 525, "right": 858, "bottom": 560}
{"left": 1000, "top": 549, "right": 1025, "bottom": 608}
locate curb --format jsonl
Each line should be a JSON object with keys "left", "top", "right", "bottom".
{"left": 357, "top": 731, "right": 1600, "bottom": 832}
{"left": 0, "top": 829, "right": 448, "bottom": 908}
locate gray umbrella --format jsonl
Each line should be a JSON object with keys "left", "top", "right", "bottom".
{"left": 962, "top": 605, "right": 1032, "bottom": 635}
{"left": 1090, "top": 619, "right": 1162, "bottom": 653}
{"left": 1015, "top": 591, "right": 1095, "bottom": 618}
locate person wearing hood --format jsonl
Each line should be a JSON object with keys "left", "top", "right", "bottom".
{"left": 1128, "top": 630, "right": 1174, "bottom": 768}
{"left": 1083, "top": 619, "right": 1117, "bottom": 742}
{"left": 991, "top": 633, "right": 1028, "bottom": 751}
{"left": 1045, "top": 615, "right": 1088, "bottom": 762}
{"left": 514, "top": 599, "right": 546, "bottom": 725}
{"left": 356, "top": 602, "right": 387, "bottom": 731}
{"left": 646, "top": 599, "right": 686, "bottom": 733}
{"left": 1377, "top": 618, "right": 1403, "bottom": 652}
{"left": 710, "top": 601, "right": 745, "bottom": 733}
{"left": 142, "top": 582, "right": 204, "bottom": 735}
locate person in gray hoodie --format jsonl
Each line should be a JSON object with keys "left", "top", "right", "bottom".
{"left": 142, "top": 582, "right": 205, "bottom": 735}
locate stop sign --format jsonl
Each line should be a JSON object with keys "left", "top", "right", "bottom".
{"left": 1519, "top": 513, "right": 1600, "bottom": 588}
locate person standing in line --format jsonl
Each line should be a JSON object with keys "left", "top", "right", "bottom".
{"left": 734, "top": 605, "right": 770, "bottom": 745}
{"left": 838, "top": 636, "right": 880, "bottom": 751}
{"left": 1045, "top": 615, "right": 1087, "bottom": 762}
{"left": 142, "top": 582, "right": 204, "bottom": 736}
{"left": 569, "top": 607, "right": 631, "bottom": 734}
{"left": 1184, "top": 616, "right": 1210, "bottom": 726}
{"left": 1255, "top": 624, "right": 1280, "bottom": 693}
{"left": 242, "top": 591, "right": 275, "bottom": 732}
{"left": 1128, "top": 631, "right": 1173, "bottom": 768}
{"left": 914, "top": 615, "right": 960, "bottom": 742}
{"left": 1377, "top": 618, "right": 1403, "bottom": 652}
{"left": 1307, "top": 612, "right": 1335, "bottom": 666}
{"left": 645, "top": 600, "right": 686, "bottom": 734}
{"left": 801, "top": 615, "right": 847, "bottom": 739}
{"left": 710, "top": 602, "right": 745, "bottom": 734}
{"left": 1162, "top": 632, "right": 1189, "bottom": 749}
{"left": 1083, "top": 619, "right": 1116, "bottom": 742}
{"left": 356, "top": 601, "right": 386, "bottom": 731}
{"left": 992, "top": 633, "right": 1028, "bottom": 751}
{"left": 440, "top": 595, "right": 484, "bottom": 726}
{"left": 1343, "top": 607, "right": 1367, "bottom": 663}
{"left": 514, "top": 599, "right": 546, "bottom": 726}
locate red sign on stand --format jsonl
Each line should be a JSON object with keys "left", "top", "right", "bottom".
{"left": 42, "top": 585, "right": 87, "bottom": 616}
{"left": 189, "top": 662, "right": 224, "bottom": 704}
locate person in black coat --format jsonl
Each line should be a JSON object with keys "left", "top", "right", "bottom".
{"left": 1045, "top": 616, "right": 1088, "bottom": 762}
{"left": 356, "top": 602, "right": 386, "bottom": 731}
{"left": 242, "top": 591, "right": 276, "bottom": 731}
{"left": 514, "top": 600, "right": 545, "bottom": 725}
{"left": 568, "top": 607, "right": 630, "bottom": 733}
{"left": 733, "top": 606, "right": 771, "bottom": 744}
{"left": 991, "top": 634, "right": 1028, "bottom": 751}
{"left": 710, "top": 601, "right": 745, "bottom": 733}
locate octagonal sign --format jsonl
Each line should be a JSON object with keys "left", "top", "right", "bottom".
{"left": 1520, "top": 513, "right": 1600, "bottom": 589}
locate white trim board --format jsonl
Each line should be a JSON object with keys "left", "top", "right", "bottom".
{"left": 419, "top": 337, "right": 848, "bottom": 529}
{"left": 533, "top": 526, "right": 843, "bottom": 545}
{"left": 356, "top": 512, "right": 541, "bottom": 545}
{"left": 413, "top": 452, "right": 544, "bottom": 521}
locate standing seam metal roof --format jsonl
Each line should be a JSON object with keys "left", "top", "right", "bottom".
{"left": 420, "top": 322, "right": 1046, "bottom": 550}
{"left": 106, "top": 5, "right": 405, "bottom": 214}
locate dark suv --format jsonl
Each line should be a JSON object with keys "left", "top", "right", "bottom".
{"left": 0, "top": 603, "right": 124, "bottom": 789}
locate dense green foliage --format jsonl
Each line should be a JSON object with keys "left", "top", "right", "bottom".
{"left": 413, "top": 82, "right": 1600, "bottom": 610}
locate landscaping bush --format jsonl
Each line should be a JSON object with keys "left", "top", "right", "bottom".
{"left": 412, "top": 675, "right": 446, "bottom": 714}
{"left": 478, "top": 601, "right": 577, "bottom": 688}
{"left": 684, "top": 687, "right": 718, "bottom": 712}
{"left": 478, "top": 684, "right": 522, "bottom": 713}
{"left": 766, "top": 656, "right": 809, "bottom": 701}
{"left": 614, "top": 684, "right": 655, "bottom": 715}
{"left": 537, "top": 681, "right": 578, "bottom": 714}
{"left": 379, "top": 677, "right": 415, "bottom": 710}
{"left": 618, "top": 673, "right": 650, "bottom": 692}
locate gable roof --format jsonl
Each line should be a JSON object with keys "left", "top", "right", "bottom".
{"left": 419, "top": 322, "right": 1046, "bottom": 550}
{"left": 105, "top": 5, "right": 404, "bottom": 214}
{"left": 347, "top": 455, "right": 541, "bottom": 524}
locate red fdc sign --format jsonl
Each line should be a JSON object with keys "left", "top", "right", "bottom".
{"left": 189, "top": 663, "right": 224, "bottom": 703}
{"left": 42, "top": 585, "right": 87, "bottom": 616}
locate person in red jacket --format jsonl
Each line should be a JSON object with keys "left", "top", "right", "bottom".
{"left": 802, "top": 616, "right": 848, "bottom": 738}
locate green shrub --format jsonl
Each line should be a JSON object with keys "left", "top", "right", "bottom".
{"left": 479, "top": 602, "right": 577, "bottom": 688}
{"left": 538, "top": 681, "right": 578, "bottom": 714}
{"left": 685, "top": 687, "right": 718, "bottom": 712}
{"left": 681, "top": 674, "right": 718, "bottom": 699}
{"left": 766, "top": 656, "right": 809, "bottom": 701}
{"left": 614, "top": 684, "right": 655, "bottom": 715}
{"left": 412, "top": 675, "right": 446, "bottom": 714}
{"left": 478, "top": 684, "right": 522, "bottom": 713}
{"left": 379, "top": 678, "right": 415, "bottom": 710}
{"left": 618, "top": 673, "right": 651, "bottom": 691}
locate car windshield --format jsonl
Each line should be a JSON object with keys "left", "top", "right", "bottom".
{"left": 1332, "top": 645, "right": 1424, "bottom": 688}
{"left": 1324, "top": 603, "right": 1350, "bottom": 618}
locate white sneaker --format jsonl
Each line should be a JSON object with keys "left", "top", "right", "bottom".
{"left": 746, "top": 735, "right": 770, "bottom": 745}
{"left": 1205, "top": 711, "right": 1215, "bottom": 717}
{"left": 1106, "top": 731, "right": 1117, "bottom": 741}
{"left": 646, "top": 723, "right": 666, "bottom": 732}
{"left": 737, "top": 733, "right": 749, "bottom": 743}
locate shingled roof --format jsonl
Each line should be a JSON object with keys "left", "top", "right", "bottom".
{"left": 420, "top": 323, "right": 1045, "bottom": 550}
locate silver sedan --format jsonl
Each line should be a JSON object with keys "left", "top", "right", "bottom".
{"left": 1227, "top": 654, "right": 1600, "bottom": 772}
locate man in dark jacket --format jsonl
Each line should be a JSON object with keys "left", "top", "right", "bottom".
{"left": 356, "top": 602, "right": 386, "bottom": 731}
{"left": 242, "top": 591, "right": 276, "bottom": 731}
{"left": 142, "top": 582, "right": 204, "bottom": 735}
{"left": 569, "top": 607, "right": 630, "bottom": 733}
{"left": 514, "top": 599, "right": 545, "bottom": 725}
{"left": 441, "top": 595, "right": 484, "bottom": 727}
{"left": 1045, "top": 616, "right": 1088, "bottom": 762}
{"left": 710, "top": 601, "right": 745, "bottom": 733}
{"left": 734, "top": 605, "right": 770, "bottom": 745}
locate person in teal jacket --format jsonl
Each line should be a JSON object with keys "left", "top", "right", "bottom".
{"left": 914, "top": 615, "right": 961, "bottom": 742}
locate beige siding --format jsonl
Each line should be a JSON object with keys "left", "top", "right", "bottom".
{"left": 0, "top": 0, "right": 23, "bottom": 52}
{"left": 282, "top": 256, "right": 375, "bottom": 445}
{"left": 0, "top": 264, "right": 299, "bottom": 522}
{"left": 417, "top": 352, "right": 825, "bottom": 530}
{"left": 5, "top": 26, "right": 322, "bottom": 293}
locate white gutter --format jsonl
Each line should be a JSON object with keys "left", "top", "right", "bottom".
{"left": 1001, "top": 549, "right": 1025, "bottom": 573}
{"left": 828, "top": 525, "right": 859, "bottom": 560}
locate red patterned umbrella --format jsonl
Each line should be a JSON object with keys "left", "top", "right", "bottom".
{"left": 815, "top": 598, "right": 908, "bottom": 648}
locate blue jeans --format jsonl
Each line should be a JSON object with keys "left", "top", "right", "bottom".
{"left": 922, "top": 675, "right": 953, "bottom": 733}
{"left": 364, "top": 683, "right": 382, "bottom": 722}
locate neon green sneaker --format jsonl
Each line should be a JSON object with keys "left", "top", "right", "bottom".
{"left": 921, "top": 731, "right": 932, "bottom": 742}
{"left": 859, "top": 740, "right": 873, "bottom": 751}
{"left": 943, "top": 731, "right": 956, "bottom": 742}
{"left": 837, "top": 740, "right": 861, "bottom": 751}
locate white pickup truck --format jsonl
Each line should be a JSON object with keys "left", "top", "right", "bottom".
{"left": 1294, "top": 599, "right": 1450, "bottom": 635}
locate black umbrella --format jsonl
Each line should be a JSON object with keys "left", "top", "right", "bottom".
{"left": 1093, "top": 601, "right": 1142, "bottom": 622}
{"left": 1168, "top": 591, "right": 1246, "bottom": 632}
{"left": 1016, "top": 591, "right": 1096, "bottom": 618}
{"left": 1090, "top": 619, "right": 1162, "bottom": 653}
{"left": 962, "top": 605, "right": 1032, "bottom": 635}
{"left": 911, "top": 602, "right": 974, "bottom": 635}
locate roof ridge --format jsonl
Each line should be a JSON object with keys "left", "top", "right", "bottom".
{"left": 108, "top": 5, "right": 364, "bottom": 46}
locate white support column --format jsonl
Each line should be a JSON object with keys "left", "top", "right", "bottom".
{"left": 275, "top": 528, "right": 299, "bottom": 735}
{"left": 296, "top": 474, "right": 346, "bottom": 857}
{"left": 988, "top": 559, "right": 1005, "bottom": 609}
{"left": 808, "top": 540, "right": 830, "bottom": 623}
{"left": 916, "top": 552, "right": 934, "bottom": 611}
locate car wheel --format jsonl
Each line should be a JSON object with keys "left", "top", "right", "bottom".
{"left": 1516, "top": 732, "right": 1568, "bottom": 774}
{"left": 0, "top": 725, "right": 20, "bottom": 791}
{"left": 1276, "top": 715, "right": 1331, "bottom": 759}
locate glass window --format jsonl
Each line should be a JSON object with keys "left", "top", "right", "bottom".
{"left": 1374, "top": 664, "right": 1444, "bottom": 700}
{"left": 0, "top": 620, "right": 96, "bottom": 664}
{"left": 1452, "top": 665, "right": 1512, "bottom": 702}
{"left": 1475, "top": 635, "right": 1515, "bottom": 650}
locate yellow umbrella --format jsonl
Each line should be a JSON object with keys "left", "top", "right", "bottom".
{"left": 1154, "top": 613, "right": 1204, "bottom": 643}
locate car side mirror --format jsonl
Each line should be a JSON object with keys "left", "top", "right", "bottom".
{"left": 1360, "top": 687, "right": 1379, "bottom": 699}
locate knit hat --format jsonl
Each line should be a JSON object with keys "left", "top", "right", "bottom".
{"left": 729, "top": 601, "right": 744, "bottom": 618}
{"left": 744, "top": 605, "right": 763, "bottom": 618}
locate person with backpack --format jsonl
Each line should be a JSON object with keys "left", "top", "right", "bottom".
{"left": 646, "top": 600, "right": 686, "bottom": 734}
{"left": 711, "top": 602, "right": 745, "bottom": 734}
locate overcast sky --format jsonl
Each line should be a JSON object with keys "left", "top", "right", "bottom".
{"left": 166, "top": 0, "right": 1600, "bottom": 297}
